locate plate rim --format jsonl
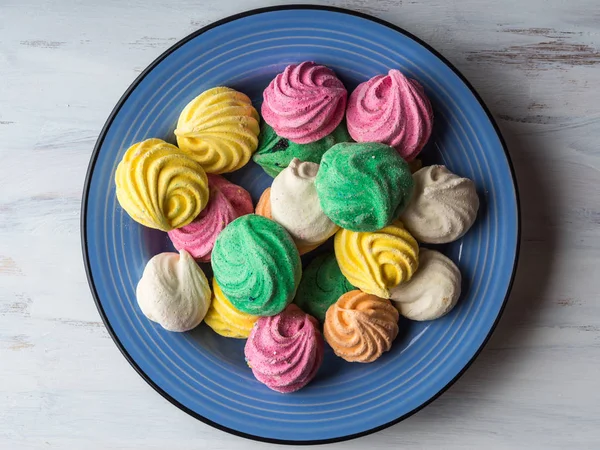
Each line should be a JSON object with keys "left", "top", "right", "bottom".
{"left": 81, "top": 4, "right": 521, "bottom": 445}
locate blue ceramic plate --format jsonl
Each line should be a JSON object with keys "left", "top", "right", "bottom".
{"left": 82, "top": 5, "right": 519, "bottom": 444}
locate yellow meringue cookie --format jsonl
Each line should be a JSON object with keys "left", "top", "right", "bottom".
{"left": 204, "top": 278, "right": 259, "bottom": 339}
{"left": 115, "top": 138, "right": 209, "bottom": 231}
{"left": 334, "top": 220, "right": 419, "bottom": 298}
{"left": 174, "top": 87, "right": 260, "bottom": 174}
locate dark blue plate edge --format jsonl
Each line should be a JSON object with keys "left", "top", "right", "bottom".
{"left": 80, "top": 4, "right": 521, "bottom": 445}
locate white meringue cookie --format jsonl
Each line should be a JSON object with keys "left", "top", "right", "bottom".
{"left": 390, "top": 249, "right": 461, "bottom": 321}
{"left": 401, "top": 165, "right": 479, "bottom": 244}
{"left": 136, "top": 249, "right": 211, "bottom": 332}
{"left": 270, "top": 158, "right": 339, "bottom": 247}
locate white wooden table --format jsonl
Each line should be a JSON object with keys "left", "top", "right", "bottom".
{"left": 2, "top": 0, "right": 599, "bottom": 448}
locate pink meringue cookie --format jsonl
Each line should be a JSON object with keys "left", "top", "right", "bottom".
{"left": 244, "top": 304, "right": 324, "bottom": 393}
{"left": 167, "top": 175, "right": 253, "bottom": 261}
{"left": 261, "top": 61, "right": 347, "bottom": 144}
{"left": 346, "top": 69, "right": 433, "bottom": 161}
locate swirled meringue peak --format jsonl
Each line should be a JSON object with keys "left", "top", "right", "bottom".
{"left": 271, "top": 158, "right": 339, "bottom": 248}
{"left": 294, "top": 253, "right": 354, "bottom": 323}
{"left": 174, "top": 87, "right": 260, "bottom": 174}
{"left": 253, "top": 121, "right": 351, "bottom": 177}
{"left": 115, "top": 138, "right": 209, "bottom": 231}
{"left": 346, "top": 69, "right": 433, "bottom": 160}
{"left": 401, "top": 165, "right": 480, "bottom": 244}
{"left": 261, "top": 61, "right": 347, "bottom": 144}
{"left": 212, "top": 214, "right": 301, "bottom": 316}
{"left": 335, "top": 220, "right": 419, "bottom": 298}
{"left": 315, "top": 142, "right": 414, "bottom": 231}
{"left": 168, "top": 175, "right": 253, "bottom": 261}
{"left": 324, "top": 290, "right": 399, "bottom": 363}
{"left": 390, "top": 249, "right": 461, "bottom": 321}
{"left": 245, "top": 304, "right": 323, "bottom": 393}
{"left": 204, "top": 278, "right": 259, "bottom": 338}
{"left": 136, "top": 250, "right": 211, "bottom": 332}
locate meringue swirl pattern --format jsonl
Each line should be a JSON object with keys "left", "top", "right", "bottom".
{"left": 168, "top": 175, "right": 253, "bottom": 261}
{"left": 174, "top": 87, "right": 260, "bottom": 174}
{"left": 334, "top": 220, "right": 419, "bottom": 298}
{"left": 244, "top": 304, "right": 324, "bottom": 393}
{"left": 346, "top": 69, "right": 433, "bottom": 161}
{"left": 115, "top": 138, "right": 209, "bottom": 231}
{"left": 204, "top": 278, "right": 259, "bottom": 338}
{"left": 212, "top": 215, "right": 302, "bottom": 316}
{"left": 315, "top": 142, "right": 414, "bottom": 232}
{"left": 261, "top": 61, "right": 347, "bottom": 144}
{"left": 401, "top": 165, "right": 480, "bottom": 244}
{"left": 390, "top": 249, "right": 462, "bottom": 321}
{"left": 271, "top": 158, "right": 339, "bottom": 248}
{"left": 324, "top": 290, "right": 399, "bottom": 363}
{"left": 136, "top": 250, "right": 211, "bottom": 332}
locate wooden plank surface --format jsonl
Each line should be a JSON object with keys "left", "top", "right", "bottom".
{"left": 1, "top": 0, "right": 599, "bottom": 448}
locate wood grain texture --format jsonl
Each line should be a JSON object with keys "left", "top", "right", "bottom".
{"left": 1, "top": 0, "right": 599, "bottom": 448}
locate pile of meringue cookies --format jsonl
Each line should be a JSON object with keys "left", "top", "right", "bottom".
{"left": 115, "top": 61, "right": 480, "bottom": 393}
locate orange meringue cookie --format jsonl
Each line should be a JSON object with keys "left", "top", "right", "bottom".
{"left": 324, "top": 290, "right": 399, "bottom": 363}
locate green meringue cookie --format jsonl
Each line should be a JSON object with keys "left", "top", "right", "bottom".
{"left": 253, "top": 121, "right": 351, "bottom": 177}
{"left": 315, "top": 142, "right": 414, "bottom": 232}
{"left": 294, "top": 253, "right": 354, "bottom": 323}
{"left": 212, "top": 214, "right": 301, "bottom": 316}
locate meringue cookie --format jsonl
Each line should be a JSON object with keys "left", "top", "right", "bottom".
{"left": 390, "top": 249, "right": 461, "bottom": 321}
{"left": 115, "top": 138, "right": 209, "bottom": 231}
{"left": 168, "top": 175, "right": 253, "bottom": 261}
{"left": 346, "top": 69, "right": 433, "bottom": 161}
{"left": 271, "top": 158, "right": 339, "bottom": 247}
{"left": 262, "top": 62, "right": 347, "bottom": 144}
{"left": 315, "top": 142, "right": 414, "bottom": 231}
{"left": 324, "top": 290, "right": 399, "bottom": 363}
{"left": 294, "top": 253, "right": 354, "bottom": 322}
{"left": 204, "top": 278, "right": 259, "bottom": 338}
{"left": 255, "top": 187, "right": 272, "bottom": 219}
{"left": 212, "top": 215, "right": 302, "bottom": 316}
{"left": 255, "top": 186, "right": 321, "bottom": 256}
{"left": 334, "top": 220, "right": 419, "bottom": 298}
{"left": 253, "top": 121, "right": 351, "bottom": 177}
{"left": 136, "top": 250, "right": 211, "bottom": 332}
{"left": 244, "top": 304, "right": 324, "bottom": 393}
{"left": 174, "top": 87, "right": 260, "bottom": 174}
{"left": 401, "top": 165, "right": 480, "bottom": 244}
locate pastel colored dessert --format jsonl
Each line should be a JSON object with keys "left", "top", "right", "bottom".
{"left": 324, "top": 290, "right": 399, "bottom": 363}
{"left": 244, "top": 304, "right": 324, "bottom": 393}
{"left": 168, "top": 175, "right": 253, "bottom": 261}
{"left": 115, "top": 138, "right": 209, "bottom": 231}
{"left": 390, "top": 249, "right": 461, "bottom": 321}
{"left": 204, "top": 278, "right": 259, "bottom": 338}
{"left": 212, "top": 214, "right": 302, "bottom": 316}
{"left": 315, "top": 142, "right": 414, "bottom": 231}
{"left": 294, "top": 253, "right": 354, "bottom": 323}
{"left": 261, "top": 61, "right": 347, "bottom": 144}
{"left": 174, "top": 87, "right": 260, "bottom": 174}
{"left": 255, "top": 187, "right": 272, "bottom": 218}
{"left": 401, "top": 165, "right": 480, "bottom": 243}
{"left": 335, "top": 220, "right": 419, "bottom": 299}
{"left": 253, "top": 121, "right": 351, "bottom": 177}
{"left": 270, "top": 158, "right": 339, "bottom": 248}
{"left": 136, "top": 250, "right": 211, "bottom": 332}
{"left": 254, "top": 187, "right": 320, "bottom": 256}
{"left": 346, "top": 69, "right": 433, "bottom": 161}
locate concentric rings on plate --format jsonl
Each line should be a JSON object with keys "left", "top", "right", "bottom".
{"left": 82, "top": 5, "right": 519, "bottom": 444}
